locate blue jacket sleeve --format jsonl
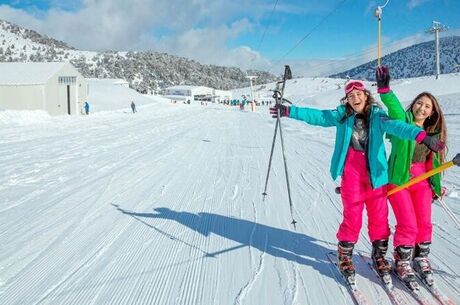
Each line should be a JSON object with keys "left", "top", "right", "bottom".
{"left": 379, "top": 111, "right": 422, "bottom": 140}
{"left": 289, "top": 105, "right": 341, "bottom": 127}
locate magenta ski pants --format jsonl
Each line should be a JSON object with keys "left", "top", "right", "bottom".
{"left": 388, "top": 162, "right": 433, "bottom": 247}
{"left": 337, "top": 148, "right": 390, "bottom": 243}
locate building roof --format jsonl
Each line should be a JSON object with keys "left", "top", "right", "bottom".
{"left": 165, "top": 85, "right": 215, "bottom": 91}
{"left": 166, "top": 85, "right": 200, "bottom": 90}
{"left": 0, "top": 62, "right": 69, "bottom": 85}
{"left": 87, "top": 78, "right": 129, "bottom": 85}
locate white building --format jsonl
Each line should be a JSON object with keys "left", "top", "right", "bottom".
{"left": 0, "top": 62, "right": 88, "bottom": 115}
{"left": 213, "top": 89, "right": 232, "bottom": 103}
{"left": 163, "top": 85, "right": 231, "bottom": 103}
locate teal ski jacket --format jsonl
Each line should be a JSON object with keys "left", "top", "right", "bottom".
{"left": 289, "top": 104, "right": 423, "bottom": 189}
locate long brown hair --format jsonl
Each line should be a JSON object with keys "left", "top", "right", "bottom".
{"left": 339, "top": 89, "right": 377, "bottom": 126}
{"left": 407, "top": 92, "right": 447, "bottom": 163}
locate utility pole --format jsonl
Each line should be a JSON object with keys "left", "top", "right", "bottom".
{"left": 246, "top": 75, "right": 258, "bottom": 112}
{"left": 426, "top": 21, "right": 448, "bottom": 79}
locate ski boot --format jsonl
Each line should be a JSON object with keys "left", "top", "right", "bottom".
{"left": 394, "top": 246, "right": 419, "bottom": 291}
{"left": 371, "top": 240, "right": 392, "bottom": 284}
{"left": 338, "top": 241, "right": 356, "bottom": 283}
{"left": 413, "top": 242, "right": 434, "bottom": 286}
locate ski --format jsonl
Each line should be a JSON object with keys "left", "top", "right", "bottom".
{"left": 358, "top": 252, "right": 409, "bottom": 305}
{"left": 392, "top": 270, "right": 436, "bottom": 305}
{"left": 415, "top": 273, "right": 456, "bottom": 305}
{"left": 326, "top": 251, "right": 372, "bottom": 305}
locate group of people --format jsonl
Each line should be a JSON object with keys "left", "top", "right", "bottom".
{"left": 270, "top": 65, "right": 459, "bottom": 287}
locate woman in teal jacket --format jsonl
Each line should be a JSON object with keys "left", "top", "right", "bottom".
{"left": 376, "top": 66, "right": 447, "bottom": 287}
{"left": 270, "top": 80, "right": 444, "bottom": 281}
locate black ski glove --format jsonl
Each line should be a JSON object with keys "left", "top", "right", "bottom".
{"left": 421, "top": 134, "right": 445, "bottom": 152}
{"left": 269, "top": 103, "right": 290, "bottom": 118}
{"left": 375, "top": 65, "right": 390, "bottom": 94}
{"left": 453, "top": 153, "right": 460, "bottom": 166}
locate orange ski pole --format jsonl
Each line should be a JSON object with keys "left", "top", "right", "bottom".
{"left": 388, "top": 154, "right": 460, "bottom": 196}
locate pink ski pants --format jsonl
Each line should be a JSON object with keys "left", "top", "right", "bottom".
{"left": 337, "top": 148, "right": 390, "bottom": 243}
{"left": 388, "top": 162, "right": 433, "bottom": 247}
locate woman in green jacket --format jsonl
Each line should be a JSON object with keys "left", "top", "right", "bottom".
{"left": 376, "top": 66, "right": 447, "bottom": 287}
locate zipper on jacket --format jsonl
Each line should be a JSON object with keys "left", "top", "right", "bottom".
{"left": 366, "top": 111, "right": 373, "bottom": 188}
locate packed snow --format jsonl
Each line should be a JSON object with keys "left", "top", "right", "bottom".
{"left": 0, "top": 75, "right": 459, "bottom": 305}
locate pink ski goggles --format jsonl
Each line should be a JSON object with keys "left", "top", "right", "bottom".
{"left": 344, "top": 80, "right": 366, "bottom": 95}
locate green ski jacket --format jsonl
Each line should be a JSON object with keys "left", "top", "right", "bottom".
{"left": 379, "top": 91, "right": 442, "bottom": 197}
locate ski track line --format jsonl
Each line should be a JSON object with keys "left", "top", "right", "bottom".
{"left": 234, "top": 125, "right": 268, "bottom": 305}
{"left": 234, "top": 235, "right": 267, "bottom": 305}
{"left": 158, "top": 128, "right": 217, "bottom": 305}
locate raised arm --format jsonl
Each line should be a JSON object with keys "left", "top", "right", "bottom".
{"left": 379, "top": 112, "right": 445, "bottom": 152}
{"left": 270, "top": 103, "right": 341, "bottom": 127}
{"left": 376, "top": 66, "right": 406, "bottom": 121}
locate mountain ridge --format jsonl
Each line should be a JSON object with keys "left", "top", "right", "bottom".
{"left": 0, "top": 19, "right": 276, "bottom": 92}
{"left": 330, "top": 36, "right": 460, "bottom": 80}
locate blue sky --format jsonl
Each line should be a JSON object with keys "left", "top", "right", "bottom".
{"left": 0, "top": 0, "right": 459, "bottom": 75}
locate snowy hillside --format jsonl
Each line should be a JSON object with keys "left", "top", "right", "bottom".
{"left": 0, "top": 75, "right": 459, "bottom": 305}
{"left": 0, "top": 19, "right": 276, "bottom": 92}
{"left": 331, "top": 36, "right": 460, "bottom": 80}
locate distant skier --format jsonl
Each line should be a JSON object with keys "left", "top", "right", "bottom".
{"left": 84, "top": 101, "right": 90, "bottom": 115}
{"left": 376, "top": 66, "right": 449, "bottom": 288}
{"left": 131, "top": 101, "right": 137, "bottom": 113}
{"left": 270, "top": 80, "right": 445, "bottom": 282}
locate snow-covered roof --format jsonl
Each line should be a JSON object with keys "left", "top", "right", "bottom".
{"left": 165, "top": 85, "right": 213, "bottom": 90}
{"left": 163, "top": 95, "right": 189, "bottom": 100}
{"left": 87, "top": 78, "right": 129, "bottom": 85}
{"left": 0, "top": 62, "right": 69, "bottom": 85}
{"left": 166, "top": 85, "right": 198, "bottom": 90}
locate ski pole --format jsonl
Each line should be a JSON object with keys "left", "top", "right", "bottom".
{"left": 388, "top": 153, "right": 460, "bottom": 196}
{"left": 436, "top": 197, "right": 460, "bottom": 230}
{"left": 262, "top": 65, "right": 292, "bottom": 197}
{"left": 262, "top": 117, "right": 279, "bottom": 198}
{"left": 262, "top": 65, "right": 297, "bottom": 229}
{"left": 278, "top": 106, "right": 297, "bottom": 229}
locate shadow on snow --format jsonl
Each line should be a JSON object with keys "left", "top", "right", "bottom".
{"left": 113, "top": 204, "right": 338, "bottom": 281}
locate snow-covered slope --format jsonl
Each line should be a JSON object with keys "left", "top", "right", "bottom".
{"left": 0, "top": 75, "right": 459, "bottom": 305}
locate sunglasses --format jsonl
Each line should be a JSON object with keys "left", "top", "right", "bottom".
{"left": 345, "top": 80, "right": 365, "bottom": 95}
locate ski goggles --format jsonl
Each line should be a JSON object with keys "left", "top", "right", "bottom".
{"left": 344, "top": 80, "right": 366, "bottom": 95}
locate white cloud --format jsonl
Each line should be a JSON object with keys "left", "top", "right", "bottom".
{"left": 0, "top": 1, "right": 282, "bottom": 71}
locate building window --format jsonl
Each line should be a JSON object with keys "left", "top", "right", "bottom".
{"left": 58, "top": 76, "right": 77, "bottom": 85}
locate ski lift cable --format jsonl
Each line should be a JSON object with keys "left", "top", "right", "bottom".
{"left": 276, "top": 0, "right": 348, "bottom": 63}
{"left": 255, "top": 0, "right": 280, "bottom": 52}
{"left": 280, "top": 28, "right": 435, "bottom": 78}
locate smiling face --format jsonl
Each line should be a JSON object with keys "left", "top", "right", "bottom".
{"left": 346, "top": 89, "right": 368, "bottom": 114}
{"left": 411, "top": 95, "right": 434, "bottom": 126}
